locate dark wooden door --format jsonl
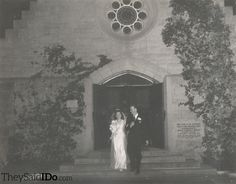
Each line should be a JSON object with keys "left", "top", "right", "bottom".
{"left": 93, "top": 84, "right": 112, "bottom": 150}
{"left": 148, "top": 83, "right": 164, "bottom": 148}
{"left": 93, "top": 84, "right": 164, "bottom": 150}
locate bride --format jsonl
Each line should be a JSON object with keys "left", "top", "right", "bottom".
{"left": 109, "top": 109, "right": 127, "bottom": 171}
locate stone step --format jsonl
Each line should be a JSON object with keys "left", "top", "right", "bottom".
{"left": 21, "top": 11, "right": 33, "bottom": 20}
{"left": 60, "top": 160, "right": 200, "bottom": 173}
{"left": 87, "top": 149, "right": 182, "bottom": 158}
{"left": 85, "top": 153, "right": 184, "bottom": 159}
{"left": 5, "top": 29, "right": 19, "bottom": 43}
{"left": 57, "top": 167, "right": 216, "bottom": 183}
{"left": 13, "top": 19, "right": 28, "bottom": 29}
{"left": 75, "top": 155, "right": 186, "bottom": 165}
{"left": 2, "top": 0, "right": 37, "bottom": 39}
{"left": 29, "top": 0, "right": 38, "bottom": 11}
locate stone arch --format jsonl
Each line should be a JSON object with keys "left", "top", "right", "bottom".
{"left": 75, "top": 58, "right": 170, "bottom": 155}
{"left": 101, "top": 70, "right": 159, "bottom": 84}
{"left": 89, "top": 58, "right": 169, "bottom": 84}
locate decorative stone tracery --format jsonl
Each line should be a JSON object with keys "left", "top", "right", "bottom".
{"left": 107, "top": 0, "right": 148, "bottom": 35}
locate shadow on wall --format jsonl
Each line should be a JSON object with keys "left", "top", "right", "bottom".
{"left": 0, "top": 127, "right": 8, "bottom": 170}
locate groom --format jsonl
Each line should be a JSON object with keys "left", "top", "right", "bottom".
{"left": 126, "top": 105, "right": 145, "bottom": 175}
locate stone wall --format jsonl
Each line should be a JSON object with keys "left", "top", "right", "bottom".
{"left": 0, "top": 80, "right": 14, "bottom": 165}
{"left": 0, "top": 0, "right": 181, "bottom": 78}
{"left": 164, "top": 75, "right": 204, "bottom": 160}
{"left": 0, "top": 0, "right": 182, "bottom": 158}
{"left": 0, "top": 77, "right": 69, "bottom": 162}
{"left": 0, "top": 0, "right": 236, "bottom": 159}
{"left": 1, "top": 0, "right": 236, "bottom": 79}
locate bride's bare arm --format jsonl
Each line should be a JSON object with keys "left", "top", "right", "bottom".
{"left": 122, "top": 113, "right": 127, "bottom": 124}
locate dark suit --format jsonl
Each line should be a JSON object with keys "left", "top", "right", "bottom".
{"left": 126, "top": 113, "right": 144, "bottom": 173}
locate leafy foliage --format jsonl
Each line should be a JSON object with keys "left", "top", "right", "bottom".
{"left": 8, "top": 44, "right": 112, "bottom": 163}
{"left": 162, "top": 0, "right": 236, "bottom": 170}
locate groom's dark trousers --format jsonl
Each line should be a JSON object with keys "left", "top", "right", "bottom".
{"left": 126, "top": 115, "right": 143, "bottom": 173}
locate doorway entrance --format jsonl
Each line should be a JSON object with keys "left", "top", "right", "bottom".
{"left": 93, "top": 73, "right": 164, "bottom": 150}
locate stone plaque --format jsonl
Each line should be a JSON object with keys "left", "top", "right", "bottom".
{"left": 177, "top": 122, "right": 201, "bottom": 139}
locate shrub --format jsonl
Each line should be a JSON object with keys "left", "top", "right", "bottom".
{"left": 162, "top": 0, "right": 236, "bottom": 170}
{"left": 8, "top": 44, "right": 112, "bottom": 164}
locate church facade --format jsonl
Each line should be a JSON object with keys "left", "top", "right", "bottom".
{"left": 0, "top": 0, "right": 236, "bottom": 162}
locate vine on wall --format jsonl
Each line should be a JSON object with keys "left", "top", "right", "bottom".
{"left": 162, "top": 0, "right": 236, "bottom": 170}
{"left": 8, "top": 44, "right": 112, "bottom": 164}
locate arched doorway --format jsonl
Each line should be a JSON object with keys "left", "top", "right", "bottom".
{"left": 93, "top": 72, "right": 164, "bottom": 150}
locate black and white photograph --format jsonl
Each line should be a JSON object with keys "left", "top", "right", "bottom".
{"left": 0, "top": 0, "right": 236, "bottom": 183}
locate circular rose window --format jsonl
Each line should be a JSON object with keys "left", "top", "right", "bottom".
{"left": 117, "top": 6, "right": 137, "bottom": 25}
{"left": 107, "top": 0, "right": 147, "bottom": 35}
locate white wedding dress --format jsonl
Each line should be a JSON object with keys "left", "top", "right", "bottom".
{"left": 110, "top": 119, "right": 127, "bottom": 170}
